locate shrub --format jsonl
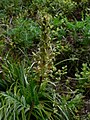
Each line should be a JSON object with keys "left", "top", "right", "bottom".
{"left": 6, "top": 17, "right": 41, "bottom": 49}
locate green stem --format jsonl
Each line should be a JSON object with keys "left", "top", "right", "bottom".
{"left": 55, "top": 58, "right": 78, "bottom": 66}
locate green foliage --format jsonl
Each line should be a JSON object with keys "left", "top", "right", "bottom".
{"left": 1, "top": 0, "right": 90, "bottom": 119}
{"left": 6, "top": 17, "right": 41, "bottom": 49}
{"left": 52, "top": 16, "right": 90, "bottom": 45}
{"left": 75, "top": 63, "right": 90, "bottom": 92}
{"left": 0, "top": 59, "right": 79, "bottom": 120}
{"left": 0, "top": 0, "right": 22, "bottom": 16}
